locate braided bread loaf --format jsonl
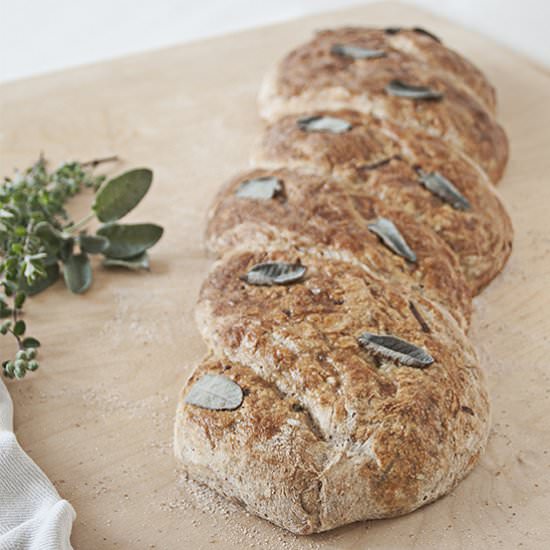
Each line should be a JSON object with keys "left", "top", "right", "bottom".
{"left": 175, "top": 27, "right": 513, "bottom": 534}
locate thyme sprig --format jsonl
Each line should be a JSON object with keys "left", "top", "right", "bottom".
{"left": 1, "top": 156, "right": 163, "bottom": 379}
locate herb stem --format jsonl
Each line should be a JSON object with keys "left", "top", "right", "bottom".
{"left": 66, "top": 212, "right": 95, "bottom": 233}
{"left": 22, "top": 220, "right": 35, "bottom": 255}
{"left": 10, "top": 300, "right": 22, "bottom": 350}
{"left": 81, "top": 155, "right": 119, "bottom": 168}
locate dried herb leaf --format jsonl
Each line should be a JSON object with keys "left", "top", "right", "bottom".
{"left": 357, "top": 155, "right": 400, "bottom": 173}
{"left": 297, "top": 115, "right": 352, "bottom": 134}
{"left": 368, "top": 218, "right": 417, "bottom": 262}
{"left": 358, "top": 332, "right": 434, "bottom": 367}
{"left": 235, "top": 177, "right": 283, "bottom": 200}
{"left": 242, "top": 262, "right": 306, "bottom": 286}
{"left": 417, "top": 170, "right": 471, "bottom": 211}
{"left": 409, "top": 301, "right": 431, "bottom": 333}
{"left": 184, "top": 374, "right": 244, "bottom": 410}
{"left": 412, "top": 27, "right": 441, "bottom": 43}
{"left": 385, "top": 79, "right": 443, "bottom": 100}
{"left": 384, "top": 26, "right": 441, "bottom": 43}
{"left": 331, "top": 43, "right": 386, "bottom": 60}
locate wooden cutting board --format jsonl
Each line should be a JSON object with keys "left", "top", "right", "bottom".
{"left": 1, "top": 2, "right": 549, "bottom": 548}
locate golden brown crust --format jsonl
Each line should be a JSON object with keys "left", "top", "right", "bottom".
{"left": 174, "top": 25, "right": 512, "bottom": 535}
{"left": 206, "top": 168, "right": 472, "bottom": 328}
{"left": 258, "top": 29, "right": 508, "bottom": 182}
{"left": 252, "top": 110, "right": 513, "bottom": 293}
{"left": 307, "top": 28, "right": 497, "bottom": 113}
{"left": 174, "top": 249, "right": 490, "bottom": 533}
{"left": 175, "top": 356, "right": 329, "bottom": 534}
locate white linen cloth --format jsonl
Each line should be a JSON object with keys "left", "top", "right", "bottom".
{"left": 0, "top": 379, "right": 75, "bottom": 549}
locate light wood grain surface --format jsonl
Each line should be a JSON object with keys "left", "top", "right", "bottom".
{"left": 1, "top": 3, "right": 549, "bottom": 549}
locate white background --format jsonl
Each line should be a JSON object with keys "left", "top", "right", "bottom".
{"left": 0, "top": 0, "right": 549, "bottom": 83}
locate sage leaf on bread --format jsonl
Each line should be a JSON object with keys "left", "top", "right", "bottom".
{"left": 358, "top": 332, "right": 434, "bottom": 367}
{"left": 412, "top": 27, "right": 442, "bottom": 43}
{"left": 417, "top": 170, "right": 471, "bottom": 211}
{"left": 384, "top": 26, "right": 441, "bottom": 43}
{"left": 385, "top": 79, "right": 443, "bottom": 100}
{"left": 297, "top": 115, "right": 352, "bottom": 134}
{"left": 235, "top": 177, "right": 283, "bottom": 200}
{"left": 367, "top": 218, "right": 417, "bottom": 262}
{"left": 184, "top": 374, "right": 244, "bottom": 410}
{"left": 241, "top": 262, "right": 306, "bottom": 286}
{"left": 331, "top": 44, "right": 386, "bottom": 60}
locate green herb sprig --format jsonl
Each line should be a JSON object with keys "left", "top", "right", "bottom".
{"left": 1, "top": 156, "right": 164, "bottom": 379}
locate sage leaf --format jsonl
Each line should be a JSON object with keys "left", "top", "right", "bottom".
{"left": 102, "top": 252, "right": 150, "bottom": 271}
{"left": 412, "top": 27, "right": 441, "bottom": 43}
{"left": 368, "top": 218, "right": 417, "bottom": 262}
{"left": 22, "top": 336, "right": 41, "bottom": 349}
{"left": 385, "top": 79, "right": 443, "bottom": 100}
{"left": 18, "top": 263, "right": 60, "bottom": 296}
{"left": 79, "top": 234, "right": 110, "bottom": 254}
{"left": 93, "top": 168, "right": 153, "bottom": 223}
{"left": 59, "top": 237, "right": 75, "bottom": 262}
{"left": 63, "top": 253, "right": 92, "bottom": 294}
{"left": 235, "top": 177, "right": 283, "bottom": 200}
{"left": 184, "top": 374, "right": 244, "bottom": 410}
{"left": 331, "top": 43, "right": 386, "bottom": 59}
{"left": 34, "top": 221, "right": 66, "bottom": 250}
{"left": 297, "top": 115, "right": 352, "bottom": 134}
{"left": 97, "top": 223, "right": 163, "bottom": 259}
{"left": 417, "top": 170, "right": 471, "bottom": 211}
{"left": 242, "top": 262, "right": 306, "bottom": 286}
{"left": 358, "top": 332, "right": 434, "bottom": 367}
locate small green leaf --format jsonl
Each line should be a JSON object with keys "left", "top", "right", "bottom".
{"left": 27, "top": 360, "right": 39, "bottom": 371}
{"left": 59, "top": 237, "right": 75, "bottom": 261}
{"left": 18, "top": 263, "right": 60, "bottom": 296}
{"left": 14, "top": 292, "right": 26, "bottom": 309}
{"left": 93, "top": 168, "right": 153, "bottom": 223}
{"left": 80, "top": 234, "right": 109, "bottom": 254}
{"left": 34, "top": 221, "right": 66, "bottom": 249}
{"left": 22, "top": 336, "right": 41, "bottom": 348}
{"left": 0, "top": 209, "right": 15, "bottom": 219}
{"left": 97, "top": 223, "right": 163, "bottom": 259}
{"left": 102, "top": 252, "right": 150, "bottom": 271}
{"left": 63, "top": 253, "right": 92, "bottom": 294}
{"left": 13, "top": 320, "right": 26, "bottom": 336}
{"left": 0, "top": 302, "right": 11, "bottom": 318}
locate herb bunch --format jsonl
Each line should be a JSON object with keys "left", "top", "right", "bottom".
{"left": 1, "top": 156, "right": 163, "bottom": 379}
